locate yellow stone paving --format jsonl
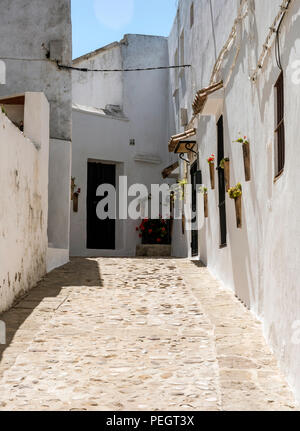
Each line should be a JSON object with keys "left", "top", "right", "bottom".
{"left": 0, "top": 258, "right": 297, "bottom": 411}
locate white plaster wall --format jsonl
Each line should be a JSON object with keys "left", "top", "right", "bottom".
{"left": 0, "top": 0, "right": 72, "bottom": 141}
{"left": 0, "top": 93, "right": 49, "bottom": 313}
{"left": 71, "top": 35, "right": 173, "bottom": 256}
{"left": 72, "top": 43, "right": 123, "bottom": 110}
{"left": 169, "top": 0, "right": 300, "bottom": 400}
{"left": 0, "top": 0, "right": 72, "bottom": 254}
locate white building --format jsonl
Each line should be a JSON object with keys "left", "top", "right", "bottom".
{"left": 71, "top": 34, "right": 172, "bottom": 256}
{"left": 168, "top": 0, "right": 300, "bottom": 401}
{"left": 0, "top": 0, "right": 72, "bottom": 311}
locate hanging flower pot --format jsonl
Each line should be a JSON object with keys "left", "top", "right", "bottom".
{"left": 228, "top": 183, "right": 242, "bottom": 229}
{"left": 182, "top": 212, "right": 185, "bottom": 234}
{"left": 233, "top": 135, "right": 251, "bottom": 182}
{"left": 242, "top": 142, "right": 251, "bottom": 182}
{"left": 204, "top": 192, "right": 208, "bottom": 218}
{"left": 200, "top": 187, "right": 208, "bottom": 218}
{"left": 235, "top": 195, "right": 242, "bottom": 228}
{"left": 71, "top": 177, "right": 76, "bottom": 201}
{"left": 73, "top": 188, "right": 81, "bottom": 213}
{"left": 220, "top": 158, "right": 230, "bottom": 191}
{"left": 207, "top": 154, "right": 215, "bottom": 190}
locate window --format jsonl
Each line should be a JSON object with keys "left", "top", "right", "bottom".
{"left": 190, "top": 3, "right": 194, "bottom": 28}
{"left": 274, "top": 71, "right": 285, "bottom": 177}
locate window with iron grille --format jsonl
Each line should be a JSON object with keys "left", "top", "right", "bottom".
{"left": 274, "top": 71, "right": 285, "bottom": 177}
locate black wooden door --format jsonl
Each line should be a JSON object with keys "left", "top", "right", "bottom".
{"left": 217, "top": 116, "right": 227, "bottom": 247}
{"left": 191, "top": 162, "right": 201, "bottom": 256}
{"left": 87, "top": 162, "right": 116, "bottom": 250}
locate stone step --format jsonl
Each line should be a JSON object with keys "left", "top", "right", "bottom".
{"left": 136, "top": 244, "right": 171, "bottom": 257}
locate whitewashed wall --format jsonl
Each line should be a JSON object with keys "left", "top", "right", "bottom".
{"left": 0, "top": 93, "right": 49, "bottom": 313}
{"left": 169, "top": 0, "right": 300, "bottom": 400}
{"left": 0, "top": 0, "right": 72, "bottom": 270}
{"left": 71, "top": 35, "right": 173, "bottom": 256}
{"left": 73, "top": 42, "right": 123, "bottom": 110}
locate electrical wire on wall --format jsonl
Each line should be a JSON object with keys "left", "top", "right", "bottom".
{"left": 0, "top": 56, "right": 192, "bottom": 73}
{"left": 56, "top": 62, "right": 192, "bottom": 72}
{"left": 250, "top": 0, "right": 294, "bottom": 81}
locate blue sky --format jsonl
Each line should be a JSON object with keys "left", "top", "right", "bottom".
{"left": 72, "top": 0, "right": 178, "bottom": 59}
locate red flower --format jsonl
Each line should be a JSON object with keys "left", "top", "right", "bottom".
{"left": 136, "top": 227, "right": 139, "bottom": 231}
{"left": 207, "top": 154, "right": 215, "bottom": 163}
{"left": 161, "top": 227, "right": 166, "bottom": 232}
{"left": 157, "top": 238, "right": 162, "bottom": 243}
{"left": 148, "top": 229, "right": 153, "bottom": 234}
{"left": 139, "top": 234, "right": 142, "bottom": 238}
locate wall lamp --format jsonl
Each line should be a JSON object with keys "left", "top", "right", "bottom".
{"left": 174, "top": 140, "right": 197, "bottom": 164}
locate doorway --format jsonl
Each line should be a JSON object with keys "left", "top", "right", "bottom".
{"left": 217, "top": 116, "right": 227, "bottom": 247}
{"left": 191, "top": 161, "right": 201, "bottom": 256}
{"left": 87, "top": 161, "right": 116, "bottom": 250}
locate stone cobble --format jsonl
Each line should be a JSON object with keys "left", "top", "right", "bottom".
{"left": 0, "top": 258, "right": 297, "bottom": 411}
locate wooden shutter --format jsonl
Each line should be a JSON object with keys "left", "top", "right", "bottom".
{"left": 275, "top": 72, "right": 285, "bottom": 176}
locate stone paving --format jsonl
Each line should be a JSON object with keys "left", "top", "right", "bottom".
{"left": 0, "top": 258, "right": 297, "bottom": 411}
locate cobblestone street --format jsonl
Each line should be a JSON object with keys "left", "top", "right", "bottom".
{"left": 0, "top": 258, "right": 297, "bottom": 411}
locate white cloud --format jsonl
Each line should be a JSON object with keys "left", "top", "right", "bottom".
{"left": 94, "top": 0, "right": 135, "bottom": 30}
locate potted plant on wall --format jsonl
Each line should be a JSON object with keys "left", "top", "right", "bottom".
{"left": 228, "top": 182, "right": 242, "bottom": 228}
{"left": 207, "top": 154, "right": 215, "bottom": 189}
{"left": 220, "top": 157, "right": 230, "bottom": 191}
{"left": 233, "top": 135, "right": 251, "bottom": 181}
{"left": 73, "top": 187, "right": 81, "bottom": 213}
{"left": 200, "top": 186, "right": 208, "bottom": 218}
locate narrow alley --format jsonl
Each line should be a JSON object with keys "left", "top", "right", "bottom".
{"left": 0, "top": 258, "right": 297, "bottom": 411}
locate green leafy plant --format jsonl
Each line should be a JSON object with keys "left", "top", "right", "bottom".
{"left": 172, "top": 178, "right": 188, "bottom": 201}
{"left": 199, "top": 186, "right": 208, "bottom": 194}
{"left": 228, "top": 183, "right": 242, "bottom": 199}
{"left": 1, "top": 105, "right": 6, "bottom": 115}
{"left": 219, "top": 157, "right": 229, "bottom": 169}
{"left": 233, "top": 134, "right": 249, "bottom": 145}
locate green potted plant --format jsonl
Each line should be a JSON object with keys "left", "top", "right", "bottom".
{"left": 233, "top": 135, "right": 251, "bottom": 181}
{"left": 207, "top": 154, "right": 215, "bottom": 190}
{"left": 228, "top": 183, "right": 242, "bottom": 228}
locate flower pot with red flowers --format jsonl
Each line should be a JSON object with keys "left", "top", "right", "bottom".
{"left": 233, "top": 135, "right": 251, "bottom": 181}
{"left": 207, "top": 154, "right": 215, "bottom": 190}
{"left": 228, "top": 183, "right": 242, "bottom": 228}
{"left": 137, "top": 218, "right": 171, "bottom": 245}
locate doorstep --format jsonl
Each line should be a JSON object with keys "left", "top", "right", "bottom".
{"left": 136, "top": 244, "right": 171, "bottom": 257}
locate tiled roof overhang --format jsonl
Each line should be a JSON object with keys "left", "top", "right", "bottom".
{"left": 192, "top": 81, "right": 223, "bottom": 115}
{"left": 168, "top": 128, "right": 197, "bottom": 152}
{"left": 161, "top": 161, "right": 179, "bottom": 179}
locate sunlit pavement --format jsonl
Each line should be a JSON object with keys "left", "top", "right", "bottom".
{"left": 0, "top": 258, "right": 297, "bottom": 411}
